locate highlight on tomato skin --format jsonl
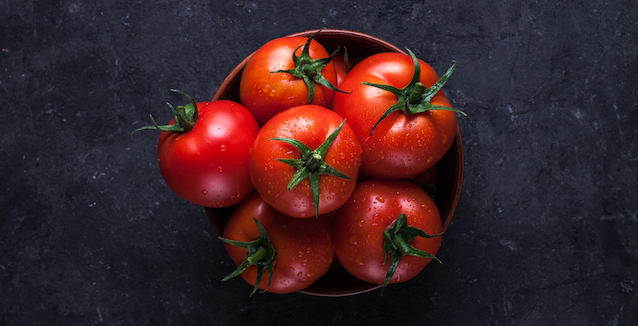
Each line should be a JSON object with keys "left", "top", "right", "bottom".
{"left": 220, "top": 192, "right": 335, "bottom": 295}
{"left": 331, "top": 179, "right": 443, "bottom": 292}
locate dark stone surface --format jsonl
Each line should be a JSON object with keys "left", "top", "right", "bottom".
{"left": 1, "top": 0, "right": 637, "bottom": 324}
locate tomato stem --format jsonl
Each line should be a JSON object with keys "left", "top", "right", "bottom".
{"left": 132, "top": 89, "right": 199, "bottom": 134}
{"left": 270, "top": 29, "right": 348, "bottom": 104}
{"left": 218, "top": 218, "right": 277, "bottom": 296}
{"left": 380, "top": 213, "right": 442, "bottom": 295}
{"left": 270, "top": 120, "right": 353, "bottom": 217}
{"left": 362, "top": 49, "right": 466, "bottom": 135}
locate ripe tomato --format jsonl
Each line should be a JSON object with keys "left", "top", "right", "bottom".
{"left": 239, "top": 31, "right": 342, "bottom": 125}
{"left": 332, "top": 179, "right": 442, "bottom": 292}
{"left": 332, "top": 48, "right": 356, "bottom": 87}
{"left": 248, "top": 105, "right": 361, "bottom": 218}
{"left": 332, "top": 50, "right": 463, "bottom": 180}
{"left": 406, "top": 161, "right": 440, "bottom": 188}
{"left": 220, "top": 192, "right": 334, "bottom": 295}
{"left": 137, "top": 90, "right": 259, "bottom": 207}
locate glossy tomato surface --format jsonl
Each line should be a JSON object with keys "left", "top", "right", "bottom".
{"left": 222, "top": 193, "right": 334, "bottom": 294}
{"left": 248, "top": 105, "right": 361, "bottom": 218}
{"left": 239, "top": 35, "right": 338, "bottom": 125}
{"left": 332, "top": 179, "right": 442, "bottom": 285}
{"left": 332, "top": 52, "right": 458, "bottom": 179}
{"left": 157, "top": 100, "right": 258, "bottom": 207}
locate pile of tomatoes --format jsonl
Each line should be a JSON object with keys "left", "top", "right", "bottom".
{"left": 137, "top": 30, "right": 464, "bottom": 296}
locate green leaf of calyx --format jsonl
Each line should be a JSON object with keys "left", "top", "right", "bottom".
{"left": 362, "top": 48, "right": 466, "bottom": 136}
{"left": 218, "top": 218, "right": 277, "bottom": 296}
{"left": 380, "top": 213, "right": 443, "bottom": 295}
{"left": 270, "top": 119, "right": 353, "bottom": 218}
{"left": 132, "top": 89, "right": 199, "bottom": 134}
{"left": 270, "top": 28, "right": 348, "bottom": 104}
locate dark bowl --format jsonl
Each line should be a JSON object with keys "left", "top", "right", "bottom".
{"left": 205, "top": 29, "right": 464, "bottom": 296}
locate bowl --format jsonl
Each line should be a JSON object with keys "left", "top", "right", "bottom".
{"left": 205, "top": 29, "right": 464, "bottom": 296}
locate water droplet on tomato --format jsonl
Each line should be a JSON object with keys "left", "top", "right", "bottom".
{"left": 375, "top": 196, "right": 385, "bottom": 203}
{"left": 220, "top": 145, "right": 227, "bottom": 152}
{"left": 355, "top": 256, "right": 365, "bottom": 266}
{"left": 306, "top": 271, "right": 314, "bottom": 277}
{"left": 218, "top": 166, "right": 223, "bottom": 172}
{"left": 364, "top": 207, "right": 371, "bottom": 212}
{"left": 349, "top": 236, "right": 357, "bottom": 245}
{"left": 297, "top": 271, "right": 303, "bottom": 277}
{"left": 201, "top": 189, "right": 208, "bottom": 195}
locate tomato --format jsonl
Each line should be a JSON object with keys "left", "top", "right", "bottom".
{"left": 136, "top": 90, "right": 259, "bottom": 208}
{"left": 248, "top": 105, "right": 361, "bottom": 218}
{"left": 406, "top": 161, "right": 439, "bottom": 188}
{"left": 331, "top": 49, "right": 464, "bottom": 180}
{"left": 239, "top": 30, "right": 342, "bottom": 125}
{"left": 332, "top": 48, "right": 356, "bottom": 87}
{"left": 219, "top": 192, "right": 334, "bottom": 295}
{"left": 332, "top": 179, "right": 442, "bottom": 292}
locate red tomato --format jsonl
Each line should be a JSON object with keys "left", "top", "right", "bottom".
{"left": 239, "top": 32, "right": 341, "bottom": 125}
{"left": 220, "top": 192, "right": 334, "bottom": 295}
{"left": 248, "top": 105, "right": 361, "bottom": 218}
{"left": 332, "top": 179, "right": 442, "bottom": 291}
{"left": 332, "top": 50, "right": 461, "bottom": 180}
{"left": 142, "top": 92, "right": 259, "bottom": 207}
{"left": 332, "top": 49, "right": 356, "bottom": 87}
{"left": 406, "top": 161, "right": 440, "bottom": 188}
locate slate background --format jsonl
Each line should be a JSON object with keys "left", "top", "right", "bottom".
{"left": 1, "top": 0, "right": 637, "bottom": 325}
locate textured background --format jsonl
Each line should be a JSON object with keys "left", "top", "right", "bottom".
{"left": 1, "top": 0, "right": 637, "bottom": 325}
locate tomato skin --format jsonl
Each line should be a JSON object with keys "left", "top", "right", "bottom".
{"left": 248, "top": 105, "right": 361, "bottom": 218}
{"left": 222, "top": 193, "right": 334, "bottom": 294}
{"left": 406, "top": 161, "right": 440, "bottom": 188}
{"left": 332, "top": 179, "right": 442, "bottom": 285}
{"left": 331, "top": 52, "right": 458, "bottom": 179}
{"left": 332, "top": 53, "right": 350, "bottom": 87}
{"left": 239, "top": 36, "right": 338, "bottom": 125}
{"left": 157, "top": 100, "right": 259, "bottom": 207}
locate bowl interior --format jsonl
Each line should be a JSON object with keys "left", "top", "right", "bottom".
{"left": 206, "top": 29, "right": 464, "bottom": 297}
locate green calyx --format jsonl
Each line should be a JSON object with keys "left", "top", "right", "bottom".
{"left": 271, "top": 29, "right": 348, "bottom": 104}
{"left": 132, "top": 89, "right": 198, "bottom": 134}
{"left": 218, "top": 218, "right": 277, "bottom": 296}
{"left": 363, "top": 48, "right": 466, "bottom": 135}
{"left": 269, "top": 120, "right": 353, "bottom": 218}
{"left": 381, "top": 213, "right": 442, "bottom": 295}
